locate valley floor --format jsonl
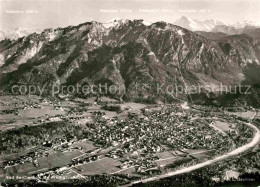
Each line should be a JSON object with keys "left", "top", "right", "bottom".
{"left": 0, "top": 95, "right": 259, "bottom": 186}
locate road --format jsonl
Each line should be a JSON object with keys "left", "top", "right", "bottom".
{"left": 124, "top": 111, "right": 260, "bottom": 186}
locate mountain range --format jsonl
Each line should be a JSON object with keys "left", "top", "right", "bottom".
{"left": 174, "top": 16, "right": 224, "bottom": 32}
{"left": 0, "top": 19, "right": 260, "bottom": 105}
{"left": 1, "top": 17, "right": 259, "bottom": 40}
{"left": 212, "top": 24, "right": 260, "bottom": 37}
{"left": 174, "top": 16, "right": 260, "bottom": 35}
{"left": 0, "top": 27, "right": 42, "bottom": 41}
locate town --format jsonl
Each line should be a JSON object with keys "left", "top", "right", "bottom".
{"left": 0, "top": 94, "right": 258, "bottom": 186}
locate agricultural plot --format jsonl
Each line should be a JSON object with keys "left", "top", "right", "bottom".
{"left": 155, "top": 151, "right": 175, "bottom": 159}
{"left": 190, "top": 150, "right": 216, "bottom": 159}
{"left": 75, "top": 157, "right": 121, "bottom": 175}
{"left": 73, "top": 118, "right": 94, "bottom": 126}
{"left": 71, "top": 140, "right": 96, "bottom": 152}
{"left": 119, "top": 102, "right": 146, "bottom": 111}
{"left": 225, "top": 170, "right": 240, "bottom": 180}
{"left": 19, "top": 105, "right": 66, "bottom": 118}
{"left": 229, "top": 110, "right": 255, "bottom": 119}
{"left": 0, "top": 147, "right": 37, "bottom": 162}
{"left": 213, "top": 121, "right": 233, "bottom": 132}
{"left": 0, "top": 96, "right": 70, "bottom": 131}
{"left": 99, "top": 97, "right": 118, "bottom": 103}
{"left": 6, "top": 162, "right": 41, "bottom": 176}
{"left": 184, "top": 149, "right": 216, "bottom": 159}
{"left": 5, "top": 150, "right": 82, "bottom": 176}
{"left": 0, "top": 122, "right": 28, "bottom": 131}
{"left": 102, "top": 111, "right": 118, "bottom": 118}
{"left": 35, "top": 151, "right": 82, "bottom": 170}
{"left": 155, "top": 149, "right": 215, "bottom": 167}
{"left": 154, "top": 157, "right": 180, "bottom": 166}
{"left": 63, "top": 170, "right": 79, "bottom": 178}
{"left": 164, "top": 157, "right": 193, "bottom": 169}
{"left": 0, "top": 96, "right": 40, "bottom": 103}
{"left": 115, "top": 166, "right": 136, "bottom": 175}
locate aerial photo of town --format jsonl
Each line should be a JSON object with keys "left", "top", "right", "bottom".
{"left": 0, "top": 0, "right": 260, "bottom": 186}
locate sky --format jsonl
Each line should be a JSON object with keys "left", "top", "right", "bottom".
{"left": 0, "top": 0, "right": 260, "bottom": 30}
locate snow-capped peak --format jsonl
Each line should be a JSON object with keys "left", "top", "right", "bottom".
{"left": 232, "top": 20, "right": 260, "bottom": 29}
{"left": 102, "top": 18, "right": 129, "bottom": 28}
{"left": 142, "top": 20, "right": 152, "bottom": 26}
{"left": 102, "top": 18, "right": 152, "bottom": 28}
{"left": 174, "top": 16, "right": 224, "bottom": 32}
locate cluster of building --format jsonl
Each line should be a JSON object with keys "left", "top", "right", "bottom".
{"left": 85, "top": 105, "right": 233, "bottom": 172}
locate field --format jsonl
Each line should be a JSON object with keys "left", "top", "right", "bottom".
{"left": 228, "top": 110, "right": 255, "bottom": 119}
{"left": 212, "top": 121, "right": 233, "bottom": 132}
{"left": 0, "top": 95, "right": 148, "bottom": 131}
{"left": 118, "top": 102, "right": 146, "bottom": 110}
{"left": 0, "top": 95, "right": 41, "bottom": 103}
{"left": 0, "top": 147, "right": 38, "bottom": 163}
{"left": 19, "top": 105, "right": 66, "bottom": 118}
{"left": 189, "top": 150, "right": 216, "bottom": 159}
{"left": 155, "top": 151, "right": 175, "bottom": 159}
{"left": 73, "top": 117, "right": 94, "bottom": 126}
{"left": 0, "top": 95, "right": 252, "bottom": 184}
{"left": 63, "top": 170, "right": 79, "bottom": 178}
{"left": 155, "top": 157, "right": 180, "bottom": 166}
{"left": 71, "top": 140, "right": 96, "bottom": 152}
{"left": 70, "top": 100, "right": 146, "bottom": 121}
{"left": 164, "top": 158, "right": 193, "bottom": 168}
{"left": 5, "top": 150, "right": 82, "bottom": 176}
{"left": 154, "top": 149, "right": 215, "bottom": 166}
{"left": 74, "top": 157, "right": 121, "bottom": 175}
{"left": 115, "top": 166, "right": 136, "bottom": 175}
{"left": 0, "top": 96, "right": 69, "bottom": 131}
{"left": 225, "top": 170, "right": 240, "bottom": 180}
{"left": 0, "top": 96, "right": 150, "bottom": 179}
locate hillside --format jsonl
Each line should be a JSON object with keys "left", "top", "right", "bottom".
{"left": 0, "top": 19, "right": 259, "bottom": 103}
